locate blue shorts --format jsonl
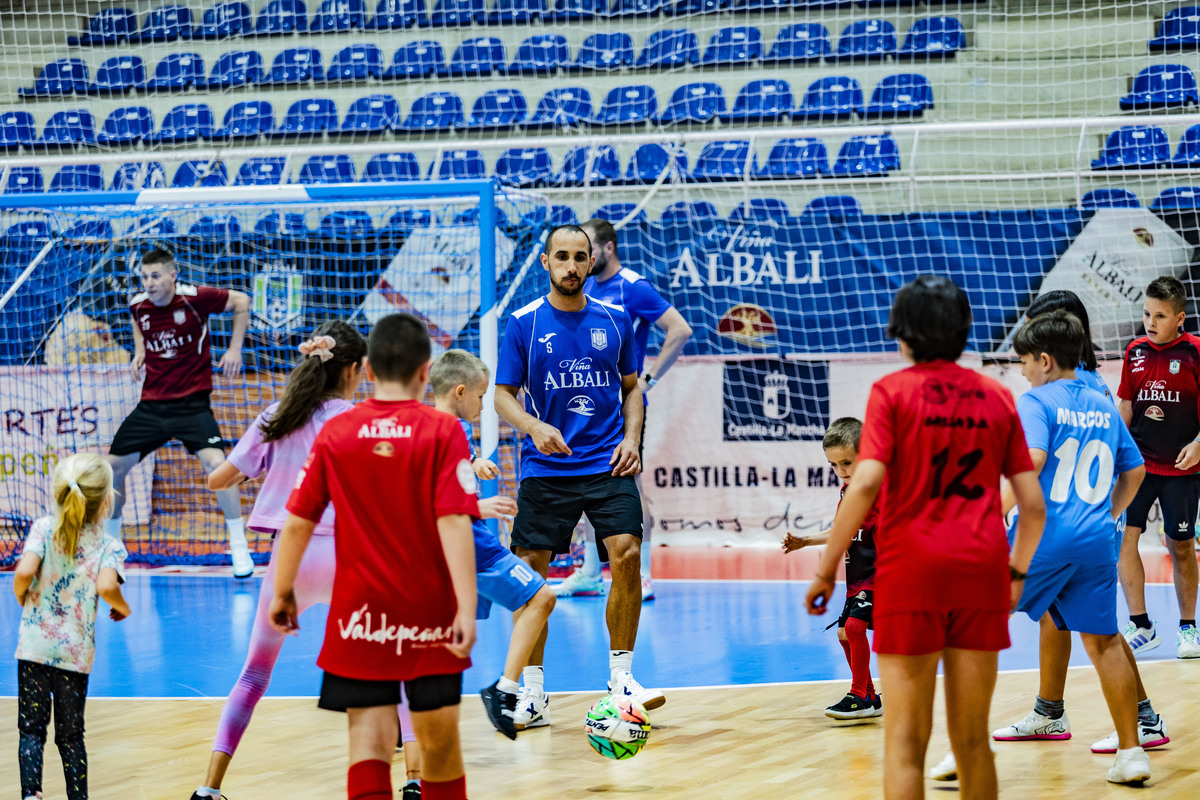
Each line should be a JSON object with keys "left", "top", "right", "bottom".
{"left": 1018, "top": 561, "right": 1118, "bottom": 636}
{"left": 476, "top": 550, "right": 544, "bottom": 621}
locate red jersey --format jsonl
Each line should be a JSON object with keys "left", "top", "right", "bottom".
{"left": 1117, "top": 333, "right": 1200, "bottom": 476}
{"left": 287, "top": 399, "right": 480, "bottom": 681}
{"left": 130, "top": 284, "right": 229, "bottom": 402}
{"left": 839, "top": 485, "right": 878, "bottom": 595}
{"left": 858, "top": 361, "right": 1034, "bottom": 614}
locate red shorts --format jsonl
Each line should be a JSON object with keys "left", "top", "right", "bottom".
{"left": 873, "top": 607, "right": 1010, "bottom": 655}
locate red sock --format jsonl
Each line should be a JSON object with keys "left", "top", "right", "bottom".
{"left": 845, "top": 617, "right": 874, "bottom": 699}
{"left": 348, "top": 759, "right": 392, "bottom": 800}
{"left": 422, "top": 776, "right": 467, "bottom": 800}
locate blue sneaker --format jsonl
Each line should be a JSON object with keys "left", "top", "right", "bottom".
{"left": 1122, "top": 621, "right": 1162, "bottom": 656}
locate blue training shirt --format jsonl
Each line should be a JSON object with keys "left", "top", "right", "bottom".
{"left": 1077, "top": 365, "right": 1115, "bottom": 405}
{"left": 458, "top": 418, "right": 509, "bottom": 570}
{"left": 1016, "top": 378, "right": 1143, "bottom": 566}
{"left": 496, "top": 295, "right": 638, "bottom": 478}
{"left": 583, "top": 267, "right": 671, "bottom": 375}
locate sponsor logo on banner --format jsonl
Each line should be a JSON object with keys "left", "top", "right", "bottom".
{"left": 590, "top": 328, "right": 608, "bottom": 350}
{"left": 252, "top": 264, "right": 304, "bottom": 330}
{"left": 667, "top": 224, "right": 823, "bottom": 288}
{"left": 1133, "top": 228, "right": 1154, "bottom": 248}
{"left": 722, "top": 360, "right": 829, "bottom": 441}
{"left": 717, "top": 304, "right": 777, "bottom": 347}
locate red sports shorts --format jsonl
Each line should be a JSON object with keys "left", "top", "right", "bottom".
{"left": 873, "top": 607, "right": 1010, "bottom": 655}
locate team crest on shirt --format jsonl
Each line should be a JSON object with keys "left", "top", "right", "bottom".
{"left": 567, "top": 395, "right": 596, "bottom": 416}
{"left": 590, "top": 328, "right": 608, "bottom": 350}
{"left": 173, "top": 309, "right": 186, "bottom": 325}
{"left": 1145, "top": 405, "right": 1165, "bottom": 421}
{"left": 1171, "top": 359, "right": 1181, "bottom": 374}
{"left": 456, "top": 459, "right": 477, "bottom": 493}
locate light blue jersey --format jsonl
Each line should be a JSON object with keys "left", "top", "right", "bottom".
{"left": 458, "top": 418, "right": 509, "bottom": 570}
{"left": 1076, "top": 365, "right": 1114, "bottom": 405}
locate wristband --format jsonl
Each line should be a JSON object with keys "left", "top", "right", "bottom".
{"left": 1010, "top": 565, "right": 1027, "bottom": 581}
{"left": 642, "top": 372, "right": 657, "bottom": 389}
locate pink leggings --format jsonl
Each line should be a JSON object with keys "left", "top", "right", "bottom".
{"left": 212, "top": 534, "right": 415, "bottom": 755}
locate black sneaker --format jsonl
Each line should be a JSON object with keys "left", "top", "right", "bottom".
{"left": 190, "top": 794, "right": 226, "bottom": 800}
{"left": 825, "top": 693, "right": 884, "bottom": 720}
{"left": 480, "top": 680, "right": 518, "bottom": 740}
{"left": 401, "top": 781, "right": 421, "bottom": 799}
{"left": 871, "top": 693, "right": 883, "bottom": 714}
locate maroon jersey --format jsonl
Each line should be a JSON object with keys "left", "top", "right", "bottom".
{"left": 859, "top": 361, "right": 1034, "bottom": 614}
{"left": 839, "top": 485, "right": 878, "bottom": 595}
{"left": 1118, "top": 333, "right": 1200, "bottom": 476}
{"left": 130, "top": 284, "right": 229, "bottom": 402}
{"left": 287, "top": 399, "right": 480, "bottom": 681}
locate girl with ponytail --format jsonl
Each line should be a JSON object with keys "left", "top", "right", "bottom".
{"left": 14, "top": 453, "right": 130, "bottom": 800}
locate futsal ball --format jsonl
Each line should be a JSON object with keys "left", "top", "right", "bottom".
{"left": 585, "top": 694, "right": 651, "bottom": 760}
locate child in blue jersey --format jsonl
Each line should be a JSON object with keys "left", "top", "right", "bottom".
{"left": 430, "top": 349, "right": 556, "bottom": 741}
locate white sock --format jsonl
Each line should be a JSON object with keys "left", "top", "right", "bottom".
{"left": 195, "top": 788, "right": 221, "bottom": 799}
{"left": 226, "top": 517, "right": 247, "bottom": 547}
{"left": 104, "top": 517, "right": 121, "bottom": 541}
{"left": 582, "top": 539, "right": 602, "bottom": 579}
{"left": 497, "top": 675, "right": 520, "bottom": 694}
{"left": 522, "top": 666, "right": 544, "bottom": 696}
{"left": 610, "top": 650, "right": 633, "bottom": 683}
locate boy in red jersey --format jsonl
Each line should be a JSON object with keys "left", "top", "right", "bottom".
{"left": 783, "top": 417, "right": 882, "bottom": 720}
{"left": 1117, "top": 276, "right": 1200, "bottom": 659}
{"left": 270, "top": 313, "right": 479, "bottom": 800}
{"left": 806, "top": 275, "right": 1046, "bottom": 800}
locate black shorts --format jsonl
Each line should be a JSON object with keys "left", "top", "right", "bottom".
{"left": 1125, "top": 472, "right": 1200, "bottom": 541}
{"left": 512, "top": 473, "right": 642, "bottom": 562}
{"left": 317, "top": 671, "right": 462, "bottom": 713}
{"left": 836, "top": 589, "right": 874, "bottom": 630}
{"left": 108, "top": 391, "right": 224, "bottom": 459}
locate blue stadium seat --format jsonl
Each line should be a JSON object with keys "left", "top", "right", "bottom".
{"left": 548, "top": 205, "right": 578, "bottom": 225}
{"left": 431, "top": 149, "right": 487, "bottom": 180}
{"left": 251, "top": 0, "right": 308, "bottom": 35}
{"left": 657, "top": 82, "right": 726, "bottom": 124}
{"left": 1151, "top": 186, "right": 1200, "bottom": 210}
{"left": 862, "top": 73, "right": 933, "bottom": 118}
{"left": 1091, "top": 126, "right": 1171, "bottom": 169}
{"left": 38, "top": 110, "right": 97, "bottom": 147}
{"left": 327, "top": 44, "right": 384, "bottom": 81}
{"left": 568, "top": 32, "right": 635, "bottom": 71}
{"left": 463, "top": 89, "right": 526, "bottom": 130}
{"left": 832, "top": 134, "right": 901, "bottom": 176}
{"left": 111, "top": 162, "right": 167, "bottom": 190}
{"left": 702, "top": 26, "right": 763, "bottom": 66}
{"left": 729, "top": 198, "right": 789, "bottom": 225}
{"left": 899, "top": 16, "right": 966, "bottom": 59}
{"left": 254, "top": 211, "right": 308, "bottom": 237}
{"left": 235, "top": 157, "right": 289, "bottom": 186}
{"left": 636, "top": 29, "right": 699, "bottom": 69}
{"left": 145, "top": 103, "right": 215, "bottom": 143}
{"left": 192, "top": 2, "right": 252, "bottom": 38}
{"left": 1120, "top": 65, "right": 1199, "bottom": 110}
{"left": 611, "top": 0, "right": 662, "bottom": 16}
{"left": 690, "top": 140, "right": 751, "bottom": 182}
{"left": 212, "top": 101, "right": 274, "bottom": 140}
{"left": 172, "top": 160, "right": 229, "bottom": 187}
{"left": 70, "top": 8, "right": 137, "bottom": 46}
{"left": 832, "top": 19, "right": 897, "bottom": 61}
{"left": 384, "top": 208, "right": 433, "bottom": 232}
{"left": 754, "top": 137, "right": 829, "bottom": 179}
{"left": 665, "top": 0, "right": 726, "bottom": 15}
{"left": 299, "top": 154, "right": 356, "bottom": 183}
{"left": 427, "top": 0, "right": 485, "bottom": 26}
{"left": 395, "top": 92, "right": 458, "bottom": 131}
{"left": 368, "top": 0, "right": 426, "bottom": 28}
{"left": 1149, "top": 8, "right": 1200, "bottom": 52}
{"left": 1172, "top": 124, "right": 1200, "bottom": 166}
{"left": 444, "top": 37, "right": 506, "bottom": 77}
{"left": 272, "top": 98, "right": 339, "bottom": 138}
{"left": 495, "top": 148, "right": 553, "bottom": 186}
{"left": 623, "top": 143, "right": 688, "bottom": 184}
{"left": 188, "top": 215, "right": 241, "bottom": 238}
{"left": 342, "top": 94, "right": 402, "bottom": 133}
{"left": 802, "top": 196, "right": 862, "bottom": 217}
{"left": 487, "top": 0, "right": 545, "bottom": 24}
{"left": 592, "top": 85, "right": 657, "bottom": 126}
{"left": 133, "top": 5, "right": 193, "bottom": 42}
{"left": 525, "top": 87, "right": 592, "bottom": 128}
{"left": 595, "top": 203, "right": 647, "bottom": 224}
{"left": 763, "top": 23, "right": 831, "bottom": 64}
{"left": 660, "top": 200, "right": 718, "bottom": 224}
{"left": 205, "top": 50, "right": 264, "bottom": 88}
{"left": 1080, "top": 188, "right": 1139, "bottom": 210}
{"left": 719, "top": 78, "right": 793, "bottom": 122}
{"left": 319, "top": 210, "right": 374, "bottom": 239}
{"left": 795, "top": 76, "right": 864, "bottom": 121}
{"left": 265, "top": 48, "right": 324, "bottom": 85}
{"left": 363, "top": 152, "right": 420, "bottom": 181}
{"left": 551, "top": 0, "right": 604, "bottom": 19}
{"left": 383, "top": 41, "right": 445, "bottom": 79}
{"left": 3, "top": 168, "right": 43, "bottom": 194}
{"left": 87, "top": 56, "right": 146, "bottom": 95}
{"left": 50, "top": 165, "right": 103, "bottom": 193}
{"left": 96, "top": 106, "right": 154, "bottom": 146}
{"left": 0, "top": 112, "right": 36, "bottom": 150}
{"left": 556, "top": 145, "right": 621, "bottom": 186}
{"left": 19, "top": 59, "right": 88, "bottom": 97}
{"left": 510, "top": 35, "right": 569, "bottom": 75}
{"left": 310, "top": 0, "right": 367, "bottom": 30}
{"left": 145, "top": 53, "right": 206, "bottom": 92}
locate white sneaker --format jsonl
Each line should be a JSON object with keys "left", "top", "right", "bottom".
{"left": 641, "top": 576, "right": 655, "bottom": 602}
{"left": 513, "top": 687, "right": 549, "bottom": 730}
{"left": 1177, "top": 625, "right": 1200, "bottom": 658}
{"left": 1091, "top": 714, "right": 1170, "bottom": 753}
{"left": 1106, "top": 747, "right": 1150, "bottom": 784}
{"left": 230, "top": 539, "right": 254, "bottom": 579}
{"left": 609, "top": 671, "right": 666, "bottom": 711}
{"left": 552, "top": 569, "right": 604, "bottom": 597}
{"left": 1122, "top": 621, "right": 1162, "bottom": 656}
{"left": 928, "top": 751, "right": 957, "bottom": 781}
{"left": 991, "top": 710, "right": 1070, "bottom": 741}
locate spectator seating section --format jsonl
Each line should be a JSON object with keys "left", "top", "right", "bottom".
{"left": 146, "top": 53, "right": 207, "bottom": 92}
{"left": 495, "top": 147, "right": 554, "bottom": 186}
{"left": 899, "top": 16, "right": 965, "bottom": 58}
{"left": 833, "top": 19, "right": 897, "bottom": 61}
{"left": 299, "top": 154, "right": 356, "bottom": 183}
{"left": 660, "top": 200, "right": 719, "bottom": 223}
{"left": 342, "top": 94, "right": 402, "bottom": 132}
{"left": 595, "top": 203, "right": 647, "bottom": 224}
{"left": 384, "top": 41, "right": 445, "bottom": 79}
{"left": 111, "top": 162, "right": 167, "bottom": 190}
{"left": 236, "top": 157, "right": 288, "bottom": 185}
{"left": 592, "top": 85, "right": 657, "bottom": 126}
{"left": 657, "top": 82, "right": 726, "bottom": 123}
{"left": 363, "top": 152, "right": 420, "bottom": 181}
{"left": 38, "top": 110, "right": 97, "bottom": 147}
{"left": 702, "top": 26, "right": 762, "bottom": 66}
{"left": 19, "top": 59, "right": 88, "bottom": 97}
{"left": 1120, "top": 65, "right": 1198, "bottom": 109}
{"left": 319, "top": 210, "right": 374, "bottom": 238}
{"left": 192, "top": 2, "right": 253, "bottom": 39}
{"left": 691, "top": 140, "right": 751, "bottom": 181}
{"left": 310, "top": 0, "right": 367, "bottom": 30}
{"left": 1151, "top": 186, "right": 1200, "bottom": 209}
{"left": 796, "top": 76, "right": 864, "bottom": 120}
{"left": 444, "top": 37, "right": 506, "bottom": 76}
{"left": 557, "top": 145, "right": 621, "bottom": 185}
{"left": 569, "top": 32, "right": 635, "bottom": 71}
{"left": 428, "top": 0, "right": 485, "bottom": 27}
{"left": 763, "top": 23, "right": 831, "bottom": 64}
{"left": 264, "top": 47, "right": 324, "bottom": 84}
{"left": 367, "top": 0, "right": 426, "bottom": 28}
{"left": 637, "top": 29, "right": 699, "bottom": 68}
{"left": 755, "top": 137, "right": 830, "bottom": 178}
{"left": 212, "top": 100, "right": 274, "bottom": 139}
{"left": 206, "top": 51, "right": 265, "bottom": 88}
{"left": 1091, "top": 126, "right": 1171, "bottom": 169}
{"left": 487, "top": 0, "right": 546, "bottom": 24}
{"left": 547, "top": 204, "right": 577, "bottom": 225}
{"left": 50, "top": 165, "right": 104, "bottom": 193}
{"left": 327, "top": 44, "right": 384, "bottom": 81}
{"left": 463, "top": 89, "right": 526, "bottom": 130}
{"left": 720, "top": 78, "right": 793, "bottom": 122}
{"left": 87, "top": 56, "right": 146, "bottom": 95}
{"left": 526, "top": 87, "right": 592, "bottom": 128}
{"left": 862, "top": 73, "right": 933, "bottom": 117}
{"left": 395, "top": 92, "right": 459, "bottom": 131}
{"left": 551, "top": 0, "right": 605, "bottom": 20}
{"left": 3, "top": 168, "right": 44, "bottom": 194}
{"left": 510, "top": 34, "right": 569, "bottom": 74}
{"left": 624, "top": 143, "right": 688, "bottom": 183}
{"left": 832, "top": 134, "right": 902, "bottom": 175}
{"left": 252, "top": 0, "right": 308, "bottom": 35}
{"left": 145, "top": 103, "right": 215, "bottom": 143}
{"left": 1172, "top": 124, "right": 1200, "bottom": 166}
{"left": 272, "top": 97, "right": 338, "bottom": 137}
{"left": 134, "top": 5, "right": 194, "bottom": 42}
{"left": 612, "top": 0, "right": 663, "bottom": 17}
{"left": 729, "top": 197, "right": 789, "bottom": 224}
{"left": 173, "top": 160, "right": 230, "bottom": 187}
{"left": 431, "top": 149, "right": 487, "bottom": 180}
{"left": 1149, "top": 8, "right": 1200, "bottom": 52}
{"left": 803, "top": 196, "right": 862, "bottom": 216}
{"left": 0, "top": 112, "right": 36, "bottom": 150}
{"left": 96, "top": 106, "right": 154, "bottom": 145}
{"left": 1080, "top": 188, "right": 1139, "bottom": 209}
{"left": 70, "top": 8, "right": 137, "bottom": 46}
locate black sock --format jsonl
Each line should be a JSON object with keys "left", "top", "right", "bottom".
{"left": 1034, "top": 696, "right": 1065, "bottom": 720}
{"left": 1130, "top": 613, "right": 1152, "bottom": 630}
{"left": 1138, "top": 698, "right": 1156, "bottom": 724}
{"left": 1180, "top": 619, "right": 1195, "bottom": 628}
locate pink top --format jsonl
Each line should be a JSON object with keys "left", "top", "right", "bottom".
{"left": 228, "top": 398, "right": 354, "bottom": 536}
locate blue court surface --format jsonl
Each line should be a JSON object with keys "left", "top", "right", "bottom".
{"left": 0, "top": 575, "right": 1185, "bottom": 698}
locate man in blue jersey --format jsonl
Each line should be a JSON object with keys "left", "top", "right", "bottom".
{"left": 496, "top": 224, "right": 661, "bottom": 730}
{"left": 554, "top": 218, "right": 694, "bottom": 602}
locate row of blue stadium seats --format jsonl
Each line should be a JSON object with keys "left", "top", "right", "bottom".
{"left": 1150, "top": 8, "right": 1200, "bottom": 51}
{"left": 24, "top": 19, "right": 963, "bottom": 97}
{"left": 1092, "top": 124, "right": 1200, "bottom": 169}
{"left": 0, "top": 77, "right": 931, "bottom": 148}
{"left": 1121, "top": 64, "right": 1199, "bottom": 110}
{"left": 0, "top": 135, "right": 902, "bottom": 195}
{"left": 71, "top": 1, "right": 973, "bottom": 44}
